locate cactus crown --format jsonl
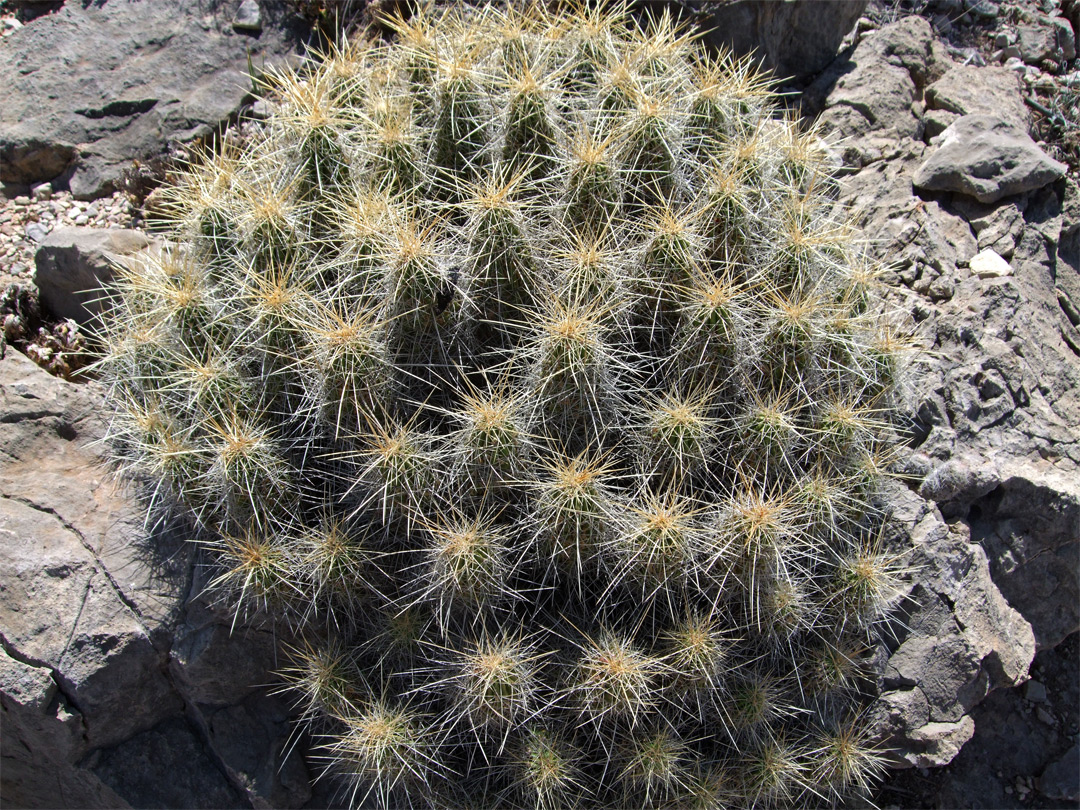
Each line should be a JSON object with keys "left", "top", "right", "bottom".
{"left": 100, "top": 2, "right": 905, "bottom": 807}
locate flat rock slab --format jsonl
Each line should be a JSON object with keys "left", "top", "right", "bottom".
{"left": 0, "top": 0, "right": 309, "bottom": 199}
{"left": 914, "top": 115, "right": 1067, "bottom": 203}
{"left": 924, "top": 64, "right": 1029, "bottom": 131}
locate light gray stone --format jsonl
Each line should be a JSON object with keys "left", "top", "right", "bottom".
{"left": 970, "top": 248, "right": 1012, "bottom": 278}
{"left": 908, "top": 717, "right": 977, "bottom": 770}
{"left": 914, "top": 115, "right": 1068, "bottom": 203}
{"left": 33, "top": 227, "right": 155, "bottom": 327}
{"left": 819, "top": 17, "right": 936, "bottom": 142}
{"left": 234, "top": 0, "right": 263, "bottom": 33}
{"left": 1018, "top": 15, "right": 1076, "bottom": 64}
{"left": 924, "top": 64, "right": 1029, "bottom": 131}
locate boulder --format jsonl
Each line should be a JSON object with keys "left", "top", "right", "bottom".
{"left": 924, "top": 65, "right": 1029, "bottom": 131}
{"left": 913, "top": 115, "right": 1068, "bottom": 203}
{"left": 703, "top": 0, "right": 867, "bottom": 82}
{"left": 0, "top": 349, "right": 311, "bottom": 809}
{"left": 0, "top": 0, "right": 309, "bottom": 199}
{"left": 33, "top": 227, "right": 156, "bottom": 327}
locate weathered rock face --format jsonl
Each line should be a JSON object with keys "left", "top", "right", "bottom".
{"left": 810, "top": 11, "right": 1080, "bottom": 777}
{"left": 0, "top": 350, "right": 312, "bottom": 809}
{"left": 0, "top": 0, "right": 310, "bottom": 199}
{"left": 871, "top": 482, "right": 1037, "bottom": 768}
{"left": 923, "top": 64, "right": 1030, "bottom": 131}
{"left": 703, "top": 0, "right": 867, "bottom": 81}
{"left": 819, "top": 17, "right": 930, "bottom": 139}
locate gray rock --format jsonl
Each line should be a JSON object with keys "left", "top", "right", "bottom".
{"left": 871, "top": 482, "right": 1036, "bottom": 768}
{"left": 33, "top": 227, "right": 155, "bottom": 327}
{"left": 1039, "top": 744, "right": 1080, "bottom": 802}
{"left": 907, "top": 717, "right": 977, "bottom": 770}
{"left": 704, "top": 0, "right": 867, "bottom": 82}
{"left": 924, "top": 108, "right": 958, "bottom": 139}
{"left": 0, "top": 648, "right": 129, "bottom": 809}
{"left": 819, "top": 17, "right": 937, "bottom": 142}
{"left": 969, "top": 463, "right": 1080, "bottom": 649}
{"left": 24, "top": 222, "right": 48, "bottom": 243}
{"left": 1024, "top": 679, "right": 1048, "bottom": 703}
{"left": 0, "top": 352, "right": 186, "bottom": 752}
{"left": 1018, "top": 16, "right": 1077, "bottom": 64}
{"left": 200, "top": 693, "right": 311, "bottom": 808}
{"left": 969, "top": 248, "right": 1012, "bottom": 279}
{"left": 913, "top": 115, "right": 1068, "bottom": 203}
{"left": 0, "top": 1, "right": 308, "bottom": 198}
{"left": 85, "top": 718, "right": 244, "bottom": 810}
{"left": 0, "top": 350, "right": 312, "bottom": 809}
{"left": 924, "top": 65, "right": 1029, "bottom": 131}
{"left": 956, "top": 199, "right": 1026, "bottom": 259}
{"left": 234, "top": 0, "right": 263, "bottom": 32}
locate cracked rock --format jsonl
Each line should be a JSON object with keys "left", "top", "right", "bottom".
{"left": 0, "top": 348, "right": 310, "bottom": 808}
{"left": 870, "top": 481, "right": 1037, "bottom": 767}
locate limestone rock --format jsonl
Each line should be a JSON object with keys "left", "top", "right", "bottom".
{"left": 913, "top": 115, "right": 1067, "bottom": 203}
{"left": 907, "top": 717, "right": 977, "bottom": 770}
{"left": 0, "top": 0, "right": 309, "bottom": 198}
{"left": 924, "top": 64, "right": 1029, "bottom": 131}
{"left": 969, "top": 463, "right": 1080, "bottom": 650}
{"left": 1017, "top": 15, "right": 1077, "bottom": 64}
{"left": 969, "top": 248, "right": 1013, "bottom": 279}
{"left": 33, "top": 227, "right": 156, "bottom": 327}
{"left": 871, "top": 482, "right": 1037, "bottom": 768}
{"left": 819, "top": 17, "right": 936, "bottom": 142}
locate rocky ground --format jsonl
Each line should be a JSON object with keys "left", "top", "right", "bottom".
{"left": 1, "top": 0, "right": 1078, "bottom": 808}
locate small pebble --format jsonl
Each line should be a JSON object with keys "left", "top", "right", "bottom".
{"left": 25, "top": 222, "right": 48, "bottom": 243}
{"left": 75, "top": 214, "right": 89, "bottom": 225}
{"left": 1037, "top": 706, "right": 1056, "bottom": 726}
{"left": 1025, "top": 679, "right": 1048, "bottom": 703}
{"left": 31, "top": 183, "right": 53, "bottom": 202}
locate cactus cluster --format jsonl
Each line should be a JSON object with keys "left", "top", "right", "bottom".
{"left": 99, "top": 3, "right": 908, "bottom": 807}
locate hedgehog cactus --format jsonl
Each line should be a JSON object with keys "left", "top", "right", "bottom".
{"left": 99, "top": 3, "right": 908, "bottom": 806}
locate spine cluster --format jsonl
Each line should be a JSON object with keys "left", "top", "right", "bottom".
{"left": 100, "top": 3, "right": 907, "bottom": 807}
